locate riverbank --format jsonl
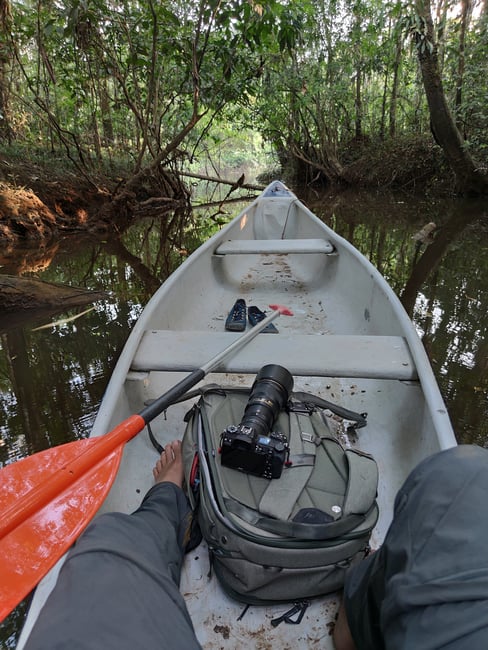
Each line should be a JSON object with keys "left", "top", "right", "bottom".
{"left": 0, "top": 152, "right": 188, "bottom": 247}
{"left": 0, "top": 136, "right": 468, "bottom": 247}
{"left": 0, "top": 155, "right": 112, "bottom": 245}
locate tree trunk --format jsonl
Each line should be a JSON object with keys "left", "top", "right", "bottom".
{"left": 355, "top": 69, "right": 362, "bottom": 139}
{"left": 352, "top": 3, "right": 363, "bottom": 140}
{"left": 100, "top": 77, "right": 114, "bottom": 146}
{"left": 455, "top": 0, "right": 472, "bottom": 135}
{"left": 389, "top": 29, "right": 403, "bottom": 138}
{"left": 414, "top": 0, "right": 488, "bottom": 195}
{"left": 0, "top": 0, "right": 13, "bottom": 143}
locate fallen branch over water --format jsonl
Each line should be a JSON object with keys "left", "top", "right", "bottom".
{"left": 179, "top": 171, "right": 265, "bottom": 191}
{"left": 0, "top": 275, "right": 109, "bottom": 312}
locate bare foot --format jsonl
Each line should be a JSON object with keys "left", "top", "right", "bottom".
{"left": 152, "top": 440, "right": 184, "bottom": 488}
{"left": 333, "top": 599, "right": 357, "bottom": 650}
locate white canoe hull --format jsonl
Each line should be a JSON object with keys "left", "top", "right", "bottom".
{"left": 20, "top": 181, "right": 456, "bottom": 648}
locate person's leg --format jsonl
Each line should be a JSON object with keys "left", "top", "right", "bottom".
{"left": 336, "top": 445, "right": 488, "bottom": 650}
{"left": 25, "top": 441, "right": 202, "bottom": 650}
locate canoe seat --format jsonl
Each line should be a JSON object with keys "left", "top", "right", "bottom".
{"left": 214, "top": 238, "right": 334, "bottom": 255}
{"left": 130, "top": 331, "right": 418, "bottom": 381}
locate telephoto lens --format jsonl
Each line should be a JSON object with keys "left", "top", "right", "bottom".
{"left": 240, "top": 364, "right": 294, "bottom": 438}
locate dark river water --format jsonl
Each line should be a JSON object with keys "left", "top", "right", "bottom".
{"left": 0, "top": 183, "right": 487, "bottom": 646}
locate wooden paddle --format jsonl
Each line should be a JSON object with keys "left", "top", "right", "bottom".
{"left": 0, "top": 305, "right": 292, "bottom": 622}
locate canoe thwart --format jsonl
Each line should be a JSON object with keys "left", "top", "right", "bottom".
{"left": 130, "top": 331, "right": 418, "bottom": 380}
{"left": 214, "top": 238, "right": 334, "bottom": 255}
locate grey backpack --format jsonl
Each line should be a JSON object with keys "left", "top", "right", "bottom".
{"left": 181, "top": 384, "right": 379, "bottom": 606}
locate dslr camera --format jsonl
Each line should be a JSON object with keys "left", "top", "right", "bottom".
{"left": 220, "top": 365, "right": 293, "bottom": 479}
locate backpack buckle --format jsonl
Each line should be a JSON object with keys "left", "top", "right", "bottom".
{"left": 288, "top": 399, "right": 316, "bottom": 415}
{"left": 271, "top": 600, "right": 311, "bottom": 627}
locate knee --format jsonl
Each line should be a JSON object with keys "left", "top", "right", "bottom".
{"left": 403, "top": 444, "right": 488, "bottom": 496}
{"left": 429, "top": 444, "right": 488, "bottom": 471}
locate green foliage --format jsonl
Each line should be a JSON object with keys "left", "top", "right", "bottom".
{"left": 7, "top": 0, "right": 305, "bottom": 170}
{"left": 2, "top": 0, "right": 487, "bottom": 182}
{"left": 247, "top": 0, "right": 487, "bottom": 182}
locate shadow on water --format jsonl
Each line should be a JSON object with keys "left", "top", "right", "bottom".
{"left": 0, "top": 185, "right": 486, "bottom": 645}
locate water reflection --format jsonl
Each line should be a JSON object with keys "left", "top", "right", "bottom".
{"left": 305, "top": 188, "right": 487, "bottom": 447}
{"left": 0, "top": 189, "right": 486, "bottom": 460}
{"left": 0, "top": 187, "right": 486, "bottom": 646}
{"left": 400, "top": 198, "right": 487, "bottom": 316}
{"left": 0, "top": 207, "right": 213, "bottom": 465}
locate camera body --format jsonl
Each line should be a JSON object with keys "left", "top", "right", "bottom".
{"left": 219, "top": 364, "right": 293, "bottom": 479}
{"left": 220, "top": 424, "right": 289, "bottom": 479}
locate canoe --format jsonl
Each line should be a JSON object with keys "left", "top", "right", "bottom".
{"left": 19, "top": 180, "right": 456, "bottom": 648}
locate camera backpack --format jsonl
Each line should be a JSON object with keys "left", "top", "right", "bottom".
{"left": 181, "top": 384, "right": 379, "bottom": 606}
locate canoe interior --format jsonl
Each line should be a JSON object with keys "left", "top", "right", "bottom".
{"left": 18, "top": 183, "right": 455, "bottom": 649}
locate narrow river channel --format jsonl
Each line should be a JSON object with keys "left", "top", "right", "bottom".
{"left": 0, "top": 184, "right": 486, "bottom": 646}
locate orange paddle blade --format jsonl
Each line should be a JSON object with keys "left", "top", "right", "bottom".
{"left": 0, "top": 415, "right": 145, "bottom": 622}
{"left": 0, "top": 441, "right": 122, "bottom": 621}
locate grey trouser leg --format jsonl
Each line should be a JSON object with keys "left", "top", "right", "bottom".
{"left": 24, "top": 482, "right": 202, "bottom": 650}
{"left": 344, "top": 445, "right": 488, "bottom": 650}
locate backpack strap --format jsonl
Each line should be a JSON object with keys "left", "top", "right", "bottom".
{"left": 342, "top": 449, "right": 379, "bottom": 516}
{"left": 258, "top": 411, "right": 316, "bottom": 520}
{"left": 291, "top": 392, "right": 368, "bottom": 429}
